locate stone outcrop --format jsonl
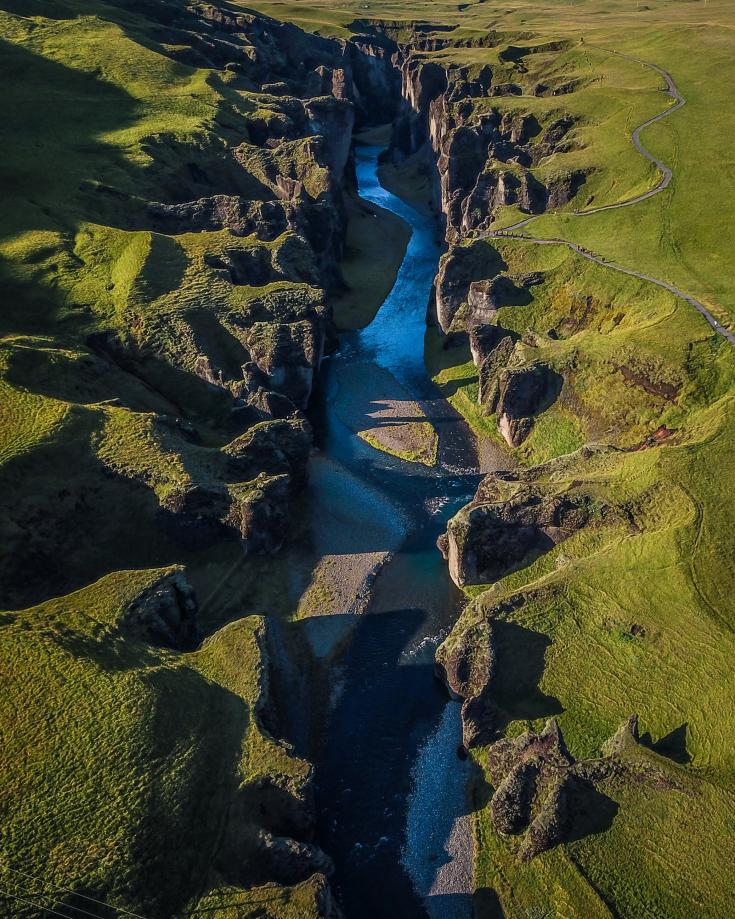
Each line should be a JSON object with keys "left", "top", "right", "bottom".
{"left": 485, "top": 716, "right": 685, "bottom": 861}
{"left": 487, "top": 361, "right": 564, "bottom": 447}
{"left": 117, "top": 567, "right": 199, "bottom": 649}
{"left": 477, "top": 334, "right": 516, "bottom": 408}
{"left": 224, "top": 418, "right": 312, "bottom": 487}
{"left": 253, "top": 832, "right": 334, "bottom": 885}
{"left": 433, "top": 240, "right": 492, "bottom": 331}
{"left": 439, "top": 472, "right": 597, "bottom": 587}
{"left": 159, "top": 473, "right": 290, "bottom": 553}
{"left": 245, "top": 319, "right": 325, "bottom": 409}
{"left": 76, "top": 9, "right": 411, "bottom": 570}
{"left": 386, "top": 47, "right": 588, "bottom": 243}
{"left": 435, "top": 618, "right": 498, "bottom": 749}
{"left": 433, "top": 241, "right": 543, "bottom": 332}
{"left": 230, "top": 474, "right": 291, "bottom": 553}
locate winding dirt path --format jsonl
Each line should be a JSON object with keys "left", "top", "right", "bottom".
{"left": 493, "top": 230, "right": 735, "bottom": 346}
{"left": 488, "top": 48, "right": 735, "bottom": 346}
{"left": 576, "top": 47, "right": 684, "bottom": 215}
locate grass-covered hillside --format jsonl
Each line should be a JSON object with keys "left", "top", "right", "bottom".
{"left": 1, "top": 568, "right": 318, "bottom": 916}
{"left": 0, "top": 0, "right": 400, "bottom": 915}
{"left": 3, "top": 0, "right": 735, "bottom": 916}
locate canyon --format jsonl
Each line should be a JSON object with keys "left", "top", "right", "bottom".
{"left": 2, "top": 2, "right": 735, "bottom": 919}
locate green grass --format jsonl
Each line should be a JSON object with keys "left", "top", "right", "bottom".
{"left": 0, "top": 566, "right": 315, "bottom": 917}
{"left": 460, "top": 402, "right": 735, "bottom": 916}
{"left": 517, "top": 403, "right": 586, "bottom": 465}
{"left": 191, "top": 875, "right": 339, "bottom": 918}
{"left": 358, "top": 420, "right": 438, "bottom": 466}
{"left": 0, "top": 7, "right": 334, "bottom": 910}
{"left": 331, "top": 188, "right": 411, "bottom": 330}
{"left": 3, "top": 0, "right": 735, "bottom": 916}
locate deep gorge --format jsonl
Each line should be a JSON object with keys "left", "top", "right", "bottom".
{"left": 3, "top": 2, "right": 734, "bottom": 918}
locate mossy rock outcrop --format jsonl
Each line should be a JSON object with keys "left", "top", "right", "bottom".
{"left": 439, "top": 470, "right": 598, "bottom": 587}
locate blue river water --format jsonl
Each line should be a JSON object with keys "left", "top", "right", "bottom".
{"left": 310, "top": 146, "right": 485, "bottom": 919}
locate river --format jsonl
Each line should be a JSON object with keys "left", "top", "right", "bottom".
{"left": 307, "top": 144, "right": 487, "bottom": 919}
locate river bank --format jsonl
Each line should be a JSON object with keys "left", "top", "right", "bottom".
{"left": 301, "top": 144, "right": 493, "bottom": 918}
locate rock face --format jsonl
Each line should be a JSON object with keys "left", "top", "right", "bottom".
{"left": 486, "top": 718, "right": 574, "bottom": 860}
{"left": 79, "top": 9, "right": 408, "bottom": 564}
{"left": 433, "top": 241, "right": 542, "bottom": 333}
{"left": 487, "top": 362, "right": 564, "bottom": 447}
{"left": 440, "top": 472, "right": 596, "bottom": 587}
{"left": 229, "top": 474, "right": 292, "bottom": 553}
{"left": 433, "top": 241, "right": 493, "bottom": 331}
{"left": 435, "top": 618, "right": 498, "bottom": 749}
{"left": 214, "top": 616, "right": 340, "bottom": 898}
{"left": 118, "top": 568, "right": 199, "bottom": 649}
{"left": 224, "top": 418, "right": 312, "bottom": 487}
{"left": 484, "top": 716, "right": 685, "bottom": 861}
{"left": 386, "top": 47, "right": 587, "bottom": 243}
{"left": 245, "top": 319, "right": 325, "bottom": 409}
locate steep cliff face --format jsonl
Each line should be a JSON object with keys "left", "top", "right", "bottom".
{"left": 386, "top": 45, "right": 586, "bottom": 245}
{"left": 438, "top": 466, "right": 603, "bottom": 588}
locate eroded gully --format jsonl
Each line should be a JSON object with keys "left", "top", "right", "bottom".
{"left": 303, "top": 145, "right": 502, "bottom": 919}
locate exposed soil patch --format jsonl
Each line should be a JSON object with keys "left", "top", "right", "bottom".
{"left": 618, "top": 364, "right": 679, "bottom": 400}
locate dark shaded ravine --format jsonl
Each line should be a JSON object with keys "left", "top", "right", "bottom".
{"left": 306, "top": 145, "right": 495, "bottom": 919}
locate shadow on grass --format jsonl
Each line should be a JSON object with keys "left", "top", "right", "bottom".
{"left": 473, "top": 886, "right": 506, "bottom": 919}
{"left": 565, "top": 775, "right": 620, "bottom": 844}
{"left": 641, "top": 722, "right": 691, "bottom": 765}
{"left": 491, "top": 620, "right": 563, "bottom": 732}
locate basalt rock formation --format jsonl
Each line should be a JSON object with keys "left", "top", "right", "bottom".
{"left": 486, "top": 716, "right": 686, "bottom": 861}
{"left": 433, "top": 239, "right": 543, "bottom": 332}
{"left": 438, "top": 471, "right": 598, "bottom": 587}
{"left": 435, "top": 617, "right": 498, "bottom": 749}
{"left": 0, "top": 2, "right": 412, "bottom": 602}
{"left": 488, "top": 361, "right": 564, "bottom": 446}
{"left": 118, "top": 567, "right": 200, "bottom": 650}
{"left": 386, "top": 45, "right": 587, "bottom": 243}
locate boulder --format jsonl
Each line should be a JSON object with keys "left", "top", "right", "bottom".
{"left": 117, "top": 568, "right": 198, "bottom": 649}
